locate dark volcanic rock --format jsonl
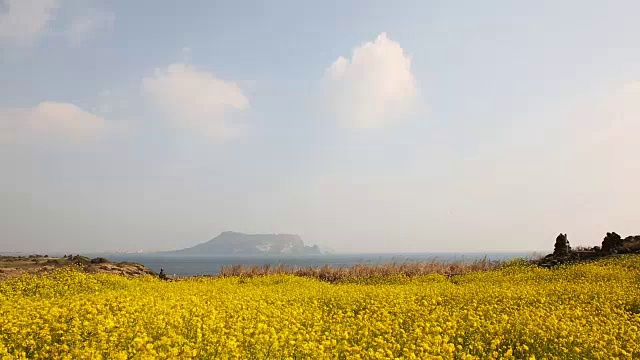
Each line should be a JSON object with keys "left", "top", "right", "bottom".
{"left": 553, "top": 233, "right": 571, "bottom": 257}
{"left": 602, "top": 232, "right": 623, "bottom": 252}
{"left": 537, "top": 232, "right": 640, "bottom": 268}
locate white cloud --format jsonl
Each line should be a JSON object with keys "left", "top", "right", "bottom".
{"left": 0, "top": 0, "right": 59, "bottom": 43}
{"left": 0, "top": 101, "right": 105, "bottom": 142}
{"left": 142, "top": 63, "right": 250, "bottom": 139}
{"left": 323, "top": 32, "right": 418, "bottom": 128}
{"left": 66, "top": 9, "right": 114, "bottom": 46}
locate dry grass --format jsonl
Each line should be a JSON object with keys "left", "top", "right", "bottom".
{"left": 217, "top": 258, "right": 502, "bottom": 283}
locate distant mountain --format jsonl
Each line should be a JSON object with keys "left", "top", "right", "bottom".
{"left": 169, "top": 231, "right": 323, "bottom": 255}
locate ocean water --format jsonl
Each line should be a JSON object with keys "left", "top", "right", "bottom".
{"left": 96, "top": 252, "right": 538, "bottom": 276}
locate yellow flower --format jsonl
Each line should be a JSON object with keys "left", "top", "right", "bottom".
{"left": 1, "top": 256, "right": 639, "bottom": 358}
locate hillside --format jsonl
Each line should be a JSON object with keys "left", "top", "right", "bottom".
{"left": 170, "top": 231, "right": 322, "bottom": 255}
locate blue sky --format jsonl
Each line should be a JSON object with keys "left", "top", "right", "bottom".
{"left": 1, "top": 0, "right": 639, "bottom": 253}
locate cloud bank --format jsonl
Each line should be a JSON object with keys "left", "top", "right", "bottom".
{"left": 0, "top": 101, "right": 106, "bottom": 143}
{"left": 323, "top": 33, "right": 418, "bottom": 128}
{"left": 142, "top": 63, "right": 250, "bottom": 139}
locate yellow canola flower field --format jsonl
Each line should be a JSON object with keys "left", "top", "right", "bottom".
{"left": 1, "top": 256, "right": 640, "bottom": 360}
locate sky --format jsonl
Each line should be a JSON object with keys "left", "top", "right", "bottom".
{"left": 1, "top": 0, "right": 639, "bottom": 253}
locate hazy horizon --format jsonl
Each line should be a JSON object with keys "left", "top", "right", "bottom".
{"left": 2, "top": 1, "right": 639, "bottom": 254}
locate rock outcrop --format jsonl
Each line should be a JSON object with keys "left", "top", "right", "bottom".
{"left": 602, "top": 232, "right": 623, "bottom": 252}
{"left": 538, "top": 232, "right": 640, "bottom": 268}
{"left": 553, "top": 233, "right": 571, "bottom": 257}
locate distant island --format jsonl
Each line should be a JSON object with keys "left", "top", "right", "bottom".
{"left": 166, "top": 231, "right": 323, "bottom": 255}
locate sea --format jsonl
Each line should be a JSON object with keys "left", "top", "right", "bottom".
{"left": 88, "top": 252, "right": 540, "bottom": 276}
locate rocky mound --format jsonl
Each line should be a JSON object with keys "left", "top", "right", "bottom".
{"left": 0, "top": 255, "right": 156, "bottom": 281}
